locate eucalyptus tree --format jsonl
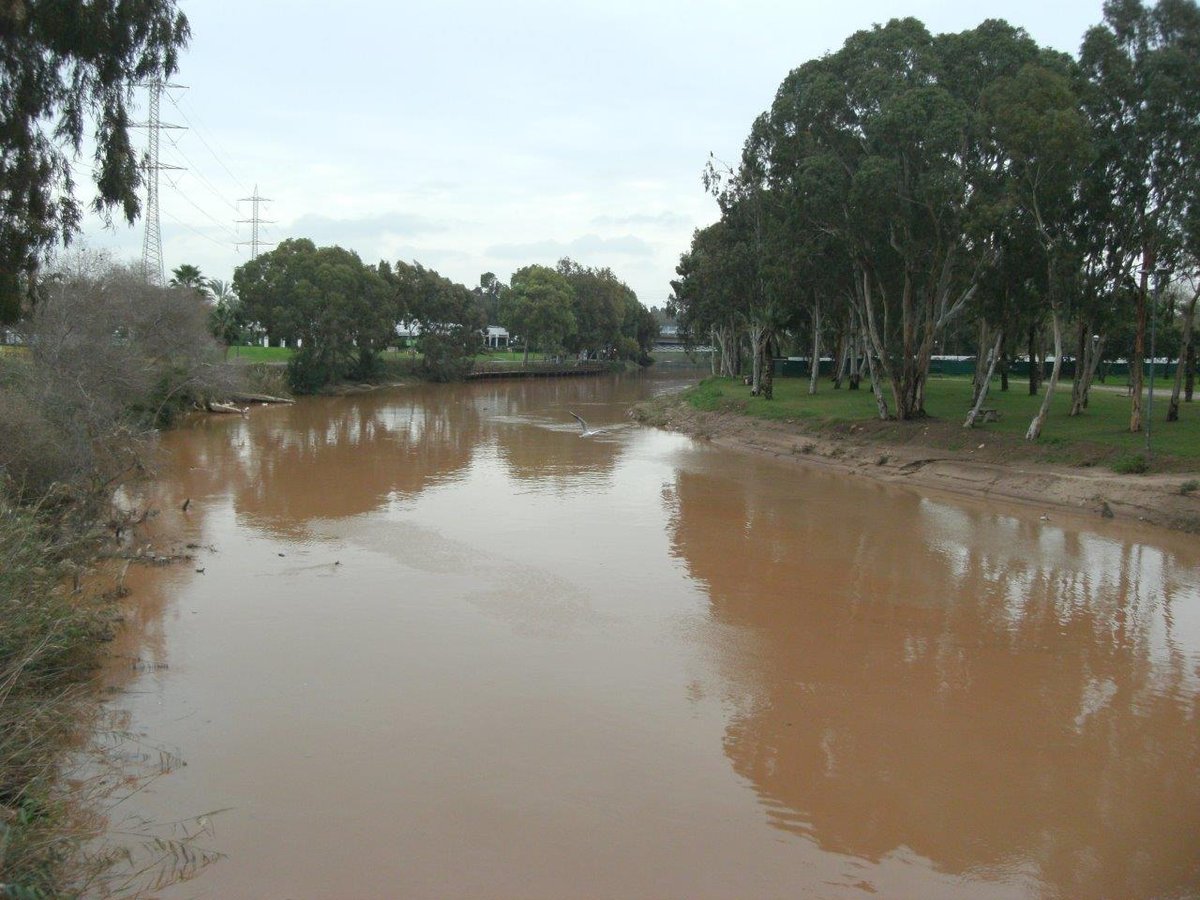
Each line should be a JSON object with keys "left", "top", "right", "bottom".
{"left": 556, "top": 258, "right": 626, "bottom": 357}
{"left": 396, "top": 261, "right": 485, "bottom": 381}
{"left": 669, "top": 220, "right": 754, "bottom": 378}
{"left": 701, "top": 147, "right": 768, "bottom": 394}
{"left": 234, "top": 239, "right": 394, "bottom": 391}
{"left": 982, "top": 57, "right": 1094, "bottom": 439}
{"left": 0, "top": 0, "right": 190, "bottom": 322}
{"left": 499, "top": 265, "right": 577, "bottom": 364}
{"left": 1079, "top": 0, "right": 1200, "bottom": 432}
{"left": 760, "top": 19, "right": 1049, "bottom": 419}
{"left": 1167, "top": 227, "right": 1200, "bottom": 420}
{"left": 620, "top": 291, "right": 659, "bottom": 364}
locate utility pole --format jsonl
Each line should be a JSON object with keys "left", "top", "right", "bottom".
{"left": 135, "top": 81, "right": 185, "bottom": 285}
{"left": 237, "top": 186, "right": 274, "bottom": 259}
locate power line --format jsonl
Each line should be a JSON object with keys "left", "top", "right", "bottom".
{"left": 162, "top": 172, "right": 241, "bottom": 241}
{"left": 161, "top": 131, "right": 242, "bottom": 216}
{"left": 161, "top": 207, "right": 237, "bottom": 250}
{"left": 168, "top": 93, "right": 250, "bottom": 195}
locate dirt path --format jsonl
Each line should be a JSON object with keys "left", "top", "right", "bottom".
{"left": 635, "top": 402, "right": 1200, "bottom": 534}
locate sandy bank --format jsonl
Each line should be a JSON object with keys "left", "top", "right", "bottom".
{"left": 634, "top": 401, "right": 1200, "bottom": 535}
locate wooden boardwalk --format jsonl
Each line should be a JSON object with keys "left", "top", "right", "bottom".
{"left": 465, "top": 360, "right": 613, "bottom": 380}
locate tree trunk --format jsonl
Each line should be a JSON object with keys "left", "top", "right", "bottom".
{"left": 1075, "top": 321, "right": 1094, "bottom": 417}
{"left": 832, "top": 329, "right": 846, "bottom": 389}
{"left": 523, "top": 341, "right": 529, "bottom": 366}
{"left": 749, "top": 323, "right": 765, "bottom": 394}
{"left": 972, "top": 319, "right": 990, "bottom": 404}
{"left": 1167, "top": 289, "right": 1198, "bottom": 422}
{"left": 808, "top": 301, "right": 821, "bottom": 395}
{"left": 1130, "top": 250, "right": 1150, "bottom": 432}
{"left": 1027, "top": 325, "right": 1041, "bottom": 396}
{"left": 762, "top": 335, "right": 775, "bottom": 400}
{"left": 1026, "top": 309, "right": 1064, "bottom": 440}
{"left": 848, "top": 332, "right": 861, "bottom": 389}
{"left": 1186, "top": 338, "right": 1195, "bottom": 402}
{"left": 861, "top": 324, "right": 889, "bottom": 420}
{"left": 1071, "top": 333, "right": 1105, "bottom": 415}
{"left": 965, "top": 330, "right": 1003, "bottom": 428}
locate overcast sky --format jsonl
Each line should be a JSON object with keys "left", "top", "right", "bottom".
{"left": 78, "top": 0, "right": 1106, "bottom": 309}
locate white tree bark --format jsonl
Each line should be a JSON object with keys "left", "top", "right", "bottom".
{"left": 749, "top": 322, "right": 766, "bottom": 394}
{"left": 1026, "top": 309, "right": 1064, "bottom": 441}
{"left": 1168, "top": 288, "right": 1198, "bottom": 421}
{"left": 808, "top": 301, "right": 821, "bottom": 395}
{"left": 964, "top": 329, "right": 1003, "bottom": 428}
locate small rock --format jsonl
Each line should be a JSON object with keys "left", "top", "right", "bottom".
{"left": 1100, "top": 501, "right": 1114, "bottom": 519}
{"left": 278, "top": 552, "right": 286, "bottom": 557}
{"left": 1040, "top": 514, "right": 1050, "bottom": 521}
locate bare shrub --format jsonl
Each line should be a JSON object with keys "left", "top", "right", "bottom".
{"left": 0, "top": 261, "right": 241, "bottom": 504}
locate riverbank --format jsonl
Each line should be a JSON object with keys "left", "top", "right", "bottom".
{"left": 633, "top": 391, "right": 1200, "bottom": 534}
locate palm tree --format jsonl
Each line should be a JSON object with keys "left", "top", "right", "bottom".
{"left": 205, "top": 278, "right": 247, "bottom": 351}
{"left": 169, "top": 264, "right": 205, "bottom": 292}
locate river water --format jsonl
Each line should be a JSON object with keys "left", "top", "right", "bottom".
{"left": 103, "top": 373, "right": 1200, "bottom": 899}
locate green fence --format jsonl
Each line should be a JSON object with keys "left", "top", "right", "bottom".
{"left": 774, "top": 357, "right": 1176, "bottom": 379}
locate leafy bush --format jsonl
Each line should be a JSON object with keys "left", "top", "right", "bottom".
{"left": 1111, "top": 453, "right": 1150, "bottom": 474}
{"left": 286, "top": 347, "right": 336, "bottom": 394}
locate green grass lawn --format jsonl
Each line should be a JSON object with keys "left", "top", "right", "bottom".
{"left": 688, "top": 374, "right": 1200, "bottom": 466}
{"left": 226, "top": 344, "right": 293, "bottom": 362}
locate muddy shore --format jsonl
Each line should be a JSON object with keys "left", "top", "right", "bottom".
{"left": 634, "top": 400, "right": 1200, "bottom": 534}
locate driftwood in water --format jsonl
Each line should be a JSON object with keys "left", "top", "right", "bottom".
{"left": 206, "top": 401, "right": 247, "bottom": 415}
{"left": 227, "top": 391, "right": 295, "bottom": 404}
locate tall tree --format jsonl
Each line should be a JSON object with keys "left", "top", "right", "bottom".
{"left": 761, "top": 19, "right": 1047, "bottom": 418}
{"left": 982, "top": 58, "right": 1093, "bottom": 439}
{"left": 0, "top": 0, "right": 190, "bottom": 322}
{"left": 1079, "top": 0, "right": 1200, "bottom": 432}
{"left": 234, "top": 239, "right": 394, "bottom": 391}
{"left": 499, "top": 265, "right": 576, "bottom": 364}
{"left": 395, "top": 261, "right": 485, "bottom": 381}
{"left": 556, "top": 258, "right": 626, "bottom": 357}
{"left": 669, "top": 220, "right": 753, "bottom": 378}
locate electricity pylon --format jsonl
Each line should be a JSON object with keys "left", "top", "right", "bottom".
{"left": 237, "top": 186, "right": 274, "bottom": 259}
{"left": 136, "top": 80, "right": 185, "bottom": 285}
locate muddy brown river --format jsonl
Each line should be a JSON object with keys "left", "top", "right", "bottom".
{"left": 103, "top": 373, "right": 1200, "bottom": 899}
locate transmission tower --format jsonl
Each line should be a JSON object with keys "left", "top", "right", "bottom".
{"left": 136, "top": 81, "right": 185, "bottom": 285}
{"left": 237, "top": 186, "right": 275, "bottom": 259}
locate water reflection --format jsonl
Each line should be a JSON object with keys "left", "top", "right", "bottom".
{"left": 106, "top": 374, "right": 1200, "bottom": 898}
{"left": 667, "top": 453, "right": 1200, "bottom": 897}
{"left": 158, "top": 378, "right": 642, "bottom": 539}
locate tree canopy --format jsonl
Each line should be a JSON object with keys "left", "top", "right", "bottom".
{"left": 672, "top": 1, "right": 1200, "bottom": 436}
{"left": 233, "top": 239, "right": 393, "bottom": 390}
{"left": 0, "top": 0, "right": 190, "bottom": 322}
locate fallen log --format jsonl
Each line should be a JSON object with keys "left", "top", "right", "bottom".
{"left": 206, "top": 401, "right": 247, "bottom": 415}
{"left": 227, "top": 391, "right": 295, "bottom": 404}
